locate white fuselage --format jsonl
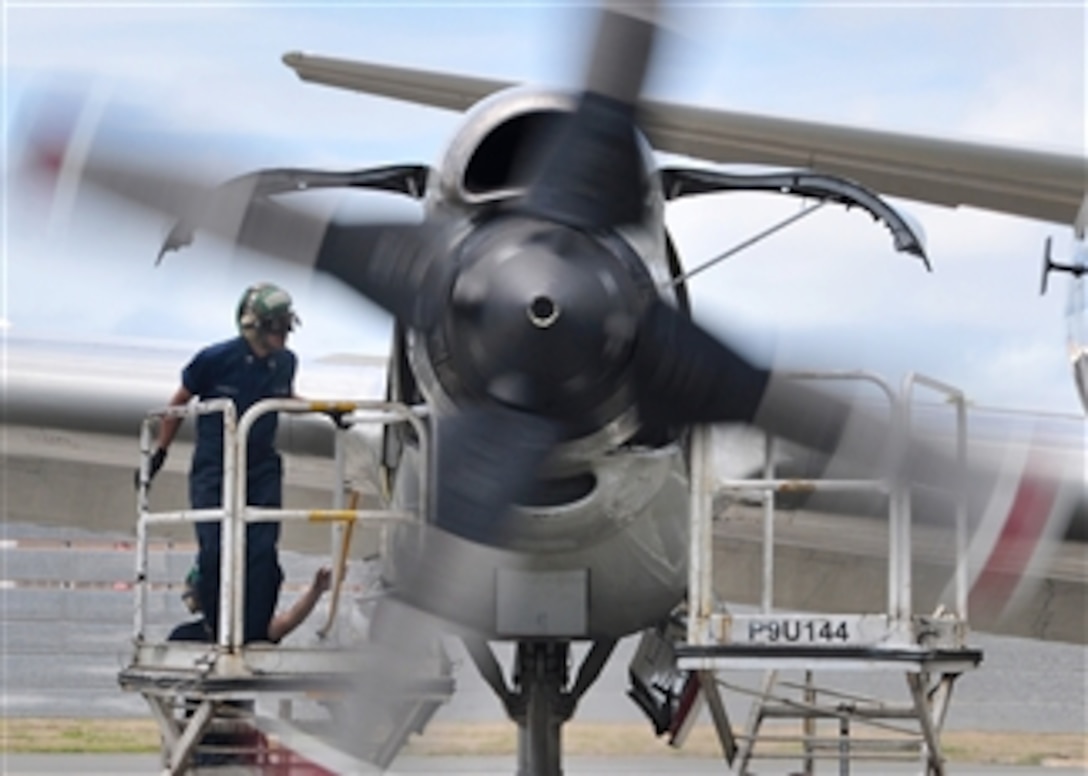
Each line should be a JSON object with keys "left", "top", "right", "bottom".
{"left": 383, "top": 441, "right": 691, "bottom": 640}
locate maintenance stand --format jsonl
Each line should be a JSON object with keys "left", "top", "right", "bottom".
{"left": 121, "top": 398, "right": 453, "bottom": 775}
{"left": 678, "top": 372, "right": 983, "bottom": 776}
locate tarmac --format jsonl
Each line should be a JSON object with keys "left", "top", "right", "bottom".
{"left": 2, "top": 469, "right": 1085, "bottom": 775}
{"left": 2, "top": 754, "right": 1086, "bottom": 775}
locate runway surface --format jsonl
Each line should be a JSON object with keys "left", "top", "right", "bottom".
{"left": 1, "top": 521, "right": 1085, "bottom": 732}
{"left": 2, "top": 520, "right": 1085, "bottom": 776}
{"left": 2, "top": 753, "right": 1085, "bottom": 775}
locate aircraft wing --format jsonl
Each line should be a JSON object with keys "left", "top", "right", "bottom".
{"left": 283, "top": 53, "right": 1088, "bottom": 229}
{"left": 283, "top": 53, "right": 511, "bottom": 113}
{"left": 4, "top": 333, "right": 386, "bottom": 447}
{"left": 3, "top": 333, "right": 388, "bottom": 538}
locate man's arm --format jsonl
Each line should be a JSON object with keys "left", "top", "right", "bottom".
{"left": 268, "top": 567, "right": 332, "bottom": 643}
{"left": 157, "top": 385, "right": 194, "bottom": 451}
{"left": 137, "top": 385, "right": 193, "bottom": 487}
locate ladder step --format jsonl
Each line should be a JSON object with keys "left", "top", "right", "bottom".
{"left": 759, "top": 703, "right": 921, "bottom": 719}
{"left": 736, "top": 735, "right": 921, "bottom": 750}
{"left": 747, "top": 750, "right": 922, "bottom": 762}
{"left": 806, "top": 739, "right": 921, "bottom": 752}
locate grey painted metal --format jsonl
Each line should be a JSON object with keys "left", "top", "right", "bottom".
{"left": 280, "top": 54, "right": 1087, "bottom": 229}
{"left": 283, "top": 52, "right": 508, "bottom": 115}
{"left": 496, "top": 569, "right": 589, "bottom": 637}
{"left": 638, "top": 101, "right": 1088, "bottom": 227}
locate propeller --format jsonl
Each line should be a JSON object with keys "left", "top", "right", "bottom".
{"left": 16, "top": 2, "right": 667, "bottom": 545}
{"left": 18, "top": 1, "right": 1081, "bottom": 562}
{"left": 16, "top": 8, "right": 1086, "bottom": 768}
{"left": 518, "top": 1, "right": 658, "bottom": 228}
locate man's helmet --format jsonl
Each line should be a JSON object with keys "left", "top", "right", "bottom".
{"left": 236, "top": 282, "right": 300, "bottom": 337}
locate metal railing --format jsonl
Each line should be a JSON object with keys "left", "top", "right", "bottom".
{"left": 686, "top": 370, "right": 970, "bottom": 648}
{"left": 134, "top": 398, "right": 429, "bottom": 652}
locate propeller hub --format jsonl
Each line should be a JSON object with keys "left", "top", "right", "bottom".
{"left": 528, "top": 295, "right": 560, "bottom": 328}
{"left": 430, "top": 215, "right": 651, "bottom": 425}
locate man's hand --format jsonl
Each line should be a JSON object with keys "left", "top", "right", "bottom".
{"left": 324, "top": 409, "right": 351, "bottom": 429}
{"left": 312, "top": 567, "right": 332, "bottom": 595}
{"left": 133, "top": 447, "right": 168, "bottom": 490}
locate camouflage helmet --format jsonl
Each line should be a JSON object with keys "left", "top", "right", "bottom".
{"left": 236, "top": 282, "right": 299, "bottom": 335}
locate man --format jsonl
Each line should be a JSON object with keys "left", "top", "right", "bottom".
{"left": 174, "top": 565, "right": 333, "bottom": 644}
{"left": 146, "top": 282, "right": 299, "bottom": 643}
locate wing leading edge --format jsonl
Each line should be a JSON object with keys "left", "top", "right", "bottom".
{"left": 283, "top": 52, "right": 1088, "bottom": 230}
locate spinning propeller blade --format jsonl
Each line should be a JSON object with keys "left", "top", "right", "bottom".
{"left": 16, "top": 1, "right": 1081, "bottom": 570}
{"left": 520, "top": 1, "right": 660, "bottom": 228}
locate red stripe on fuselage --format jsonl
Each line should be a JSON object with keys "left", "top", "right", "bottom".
{"left": 969, "top": 460, "right": 1057, "bottom": 613}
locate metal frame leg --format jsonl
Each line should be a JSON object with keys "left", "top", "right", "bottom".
{"left": 907, "top": 672, "right": 946, "bottom": 776}
{"left": 142, "top": 695, "right": 181, "bottom": 766}
{"left": 698, "top": 670, "right": 736, "bottom": 765}
{"left": 803, "top": 671, "right": 816, "bottom": 776}
{"left": 735, "top": 669, "right": 777, "bottom": 775}
{"left": 927, "top": 673, "right": 959, "bottom": 733}
{"left": 166, "top": 698, "right": 215, "bottom": 776}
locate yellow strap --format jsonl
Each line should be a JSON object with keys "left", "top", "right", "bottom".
{"left": 308, "top": 400, "right": 357, "bottom": 413}
{"left": 317, "top": 491, "right": 358, "bottom": 639}
{"left": 306, "top": 509, "right": 357, "bottom": 523}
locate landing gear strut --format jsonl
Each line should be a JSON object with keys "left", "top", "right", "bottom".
{"left": 513, "top": 642, "right": 568, "bottom": 776}
{"left": 463, "top": 637, "right": 615, "bottom": 776}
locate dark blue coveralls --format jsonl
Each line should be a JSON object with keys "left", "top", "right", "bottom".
{"left": 172, "top": 336, "right": 296, "bottom": 643}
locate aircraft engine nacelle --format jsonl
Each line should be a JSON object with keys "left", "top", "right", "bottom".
{"left": 406, "top": 86, "right": 678, "bottom": 463}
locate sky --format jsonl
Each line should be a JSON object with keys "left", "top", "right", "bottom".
{"left": 2, "top": 1, "right": 1086, "bottom": 415}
